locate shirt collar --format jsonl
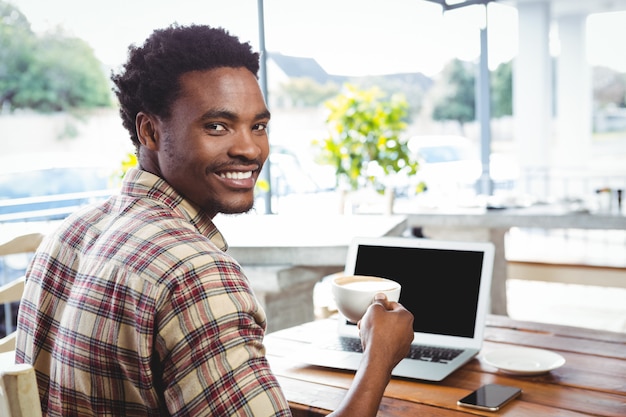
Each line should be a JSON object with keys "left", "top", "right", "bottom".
{"left": 121, "top": 168, "right": 228, "bottom": 251}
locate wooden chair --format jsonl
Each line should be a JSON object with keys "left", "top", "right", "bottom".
{"left": 0, "top": 233, "right": 45, "bottom": 353}
{"left": 0, "top": 234, "right": 45, "bottom": 258}
{"left": 0, "top": 362, "right": 42, "bottom": 417}
{"left": 0, "top": 277, "right": 26, "bottom": 353}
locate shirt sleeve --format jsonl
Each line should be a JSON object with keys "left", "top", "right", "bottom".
{"left": 156, "top": 253, "right": 292, "bottom": 417}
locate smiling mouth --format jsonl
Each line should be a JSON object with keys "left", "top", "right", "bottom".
{"left": 218, "top": 171, "right": 253, "bottom": 180}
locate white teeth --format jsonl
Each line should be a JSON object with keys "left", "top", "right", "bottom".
{"left": 220, "top": 171, "right": 253, "bottom": 179}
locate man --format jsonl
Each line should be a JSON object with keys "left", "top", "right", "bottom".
{"left": 16, "top": 24, "right": 414, "bottom": 416}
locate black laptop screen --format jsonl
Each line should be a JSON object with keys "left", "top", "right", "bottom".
{"left": 353, "top": 244, "right": 484, "bottom": 338}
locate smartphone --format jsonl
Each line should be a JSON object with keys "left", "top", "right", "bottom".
{"left": 457, "top": 384, "right": 522, "bottom": 411}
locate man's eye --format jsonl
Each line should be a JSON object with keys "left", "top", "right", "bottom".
{"left": 206, "top": 123, "right": 226, "bottom": 131}
{"left": 253, "top": 123, "right": 268, "bottom": 132}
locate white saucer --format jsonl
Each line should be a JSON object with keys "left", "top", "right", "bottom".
{"left": 483, "top": 347, "right": 566, "bottom": 375}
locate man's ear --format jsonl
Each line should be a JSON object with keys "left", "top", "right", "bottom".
{"left": 136, "top": 112, "right": 160, "bottom": 151}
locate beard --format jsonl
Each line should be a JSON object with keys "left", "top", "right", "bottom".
{"left": 201, "top": 188, "right": 258, "bottom": 217}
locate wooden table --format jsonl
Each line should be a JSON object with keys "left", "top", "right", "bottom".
{"left": 264, "top": 315, "right": 626, "bottom": 416}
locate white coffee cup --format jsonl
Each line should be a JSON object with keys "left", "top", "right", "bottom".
{"left": 331, "top": 274, "right": 401, "bottom": 323}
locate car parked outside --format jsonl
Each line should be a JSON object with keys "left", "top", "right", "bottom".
{"left": 253, "top": 146, "right": 338, "bottom": 214}
{"left": 0, "top": 166, "right": 114, "bottom": 222}
{"left": 407, "top": 135, "right": 520, "bottom": 203}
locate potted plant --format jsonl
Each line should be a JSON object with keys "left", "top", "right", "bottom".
{"left": 312, "top": 84, "right": 420, "bottom": 213}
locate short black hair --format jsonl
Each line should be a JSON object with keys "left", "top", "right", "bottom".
{"left": 111, "top": 24, "right": 260, "bottom": 150}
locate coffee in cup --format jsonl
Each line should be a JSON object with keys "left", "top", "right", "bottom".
{"left": 331, "top": 274, "right": 401, "bottom": 323}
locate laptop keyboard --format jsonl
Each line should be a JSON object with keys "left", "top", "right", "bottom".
{"left": 406, "top": 345, "right": 463, "bottom": 363}
{"left": 325, "top": 337, "right": 463, "bottom": 364}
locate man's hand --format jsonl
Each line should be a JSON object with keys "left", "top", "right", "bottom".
{"left": 358, "top": 293, "right": 414, "bottom": 370}
{"left": 328, "top": 293, "right": 414, "bottom": 417}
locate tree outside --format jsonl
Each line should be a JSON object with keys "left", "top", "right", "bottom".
{"left": 491, "top": 61, "right": 513, "bottom": 118}
{"left": 430, "top": 58, "right": 476, "bottom": 136}
{"left": 275, "top": 77, "right": 340, "bottom": 108}
{"left": 0, "top": 1, "right": 112, "bottom": 113}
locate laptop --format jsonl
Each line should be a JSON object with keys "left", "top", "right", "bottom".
{"left": 292, "top": 235, "right": 494, "bottom": 382}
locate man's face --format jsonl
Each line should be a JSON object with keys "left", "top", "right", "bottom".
{"left": 152, "top": 67, "right": 270, "bottom": 218}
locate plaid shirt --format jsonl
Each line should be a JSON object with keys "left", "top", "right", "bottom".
{"left": 16, "top": 168, "right": 291, "bottom": 417}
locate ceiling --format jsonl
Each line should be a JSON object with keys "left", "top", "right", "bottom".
{"left": 425, "top": 0, "right": 626, "bottom": 16}
{"left": 497, "top": 0, "right": 626, "bottom": 17}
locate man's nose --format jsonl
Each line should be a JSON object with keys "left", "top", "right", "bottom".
{"left": 230, "top": 130, "right": 264, "bottom": 160}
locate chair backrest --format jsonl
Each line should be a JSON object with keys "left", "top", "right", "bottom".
{"left": 0, "top": 363, "right": 42, "bottom": 417}
{"left": 0, "top": 277, "right": 25, "bottom": 305}
{"left": 0, "top": 233, "right": 45, "bottom": 257}
{"left": 0, "top": 277, "right": 25, "bottom": 353}
{"left": 0, "top": 233, "right": 45, "bottom": 353}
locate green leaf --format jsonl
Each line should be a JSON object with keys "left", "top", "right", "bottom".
{"left": 313, "top": 83, "right": 419, "bottom": 191}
